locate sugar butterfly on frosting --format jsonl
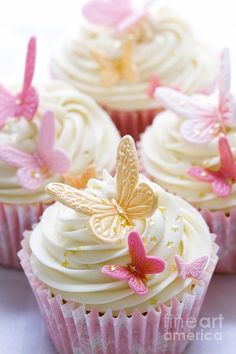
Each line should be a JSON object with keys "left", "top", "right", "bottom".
{"left": 82, "top": 0, "right": 155, "bottom": 33}
{"left": 0, "top": 111, "right": 71, "bottom": 190}
{"left": 154, "top": 48, "right": 236, "bottom": 144}
{"left": 46, "top": 135, "right": 158, "bottom": 243}
{"left": 0, "top": 37, "right": 38, "bottom": 128}
{"left": 91, "top": 39, "right": 137, "bottom": 86}
{"left": 188, "top": 136, "right": 236, "bottom": 198}
{"left": 175, "top": 255, "right": 208, "bottom": 280}
{"left": 102, "top": 231, "right": 165, "bottom": 296}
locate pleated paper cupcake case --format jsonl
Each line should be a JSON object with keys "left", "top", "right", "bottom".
{"left": 18, "top": 233, "right": 218, "bottom": 354}
{"left": 0, "top": 202, "right": 48, "bottom": 268}
{"left": 103, "top": 107, "right": 161, "bottom": 142}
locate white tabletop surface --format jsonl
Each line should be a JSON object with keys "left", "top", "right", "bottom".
{"left": 0, "top": 0, "right": 236, "bottom": 353}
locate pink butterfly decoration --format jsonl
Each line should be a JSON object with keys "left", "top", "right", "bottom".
{"left": 0, "top": 111, "right": 71, "bottom": 190}
{"left": 147, "top": 75, "right": 180, "bottom": 97}
{"left": 174, "top": 255, "right": 208, "bottom": 280}
{"left": 0, "top": 37, "right": 38, "bottom": 129}
{"left": 188, "top": 136, "right": 236, "bottom": 198}
{"left": 154, "top": 48, "right": 236, "bottom": 144}
{"left": 82, "top": 0, "right": 155, "bottom": 32}
{"left": 102, "top": 230, "right": 165, "bottom": 296}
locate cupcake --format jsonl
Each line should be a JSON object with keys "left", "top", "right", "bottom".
{"left": 140, "top": 48, "right": 236, "bottom": 273}
{"left": 19, "top": 136, "right": 218, "bottom": 354}
{"left": 0, "top": 37, "right": 120, "bottom": 268}
{"left": 51, "top": 1, "right": 217, "bottom": 141}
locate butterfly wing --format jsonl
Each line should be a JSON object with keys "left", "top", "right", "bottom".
{"left": 17, "top": 37, "right": 38, "bottom": 120}
{"left": 102, "top": 265, "right": 131, "bottom": 280}
{"left": 82, "top": 0, "right": 133, "bottom": 28}
{"left": 174, "top": 255, "right": 187, "bottom": 279}
{"left": 89, "top": 213, "right": 123, "bottom": 243}
{"left": 187, "top": 166, "right": 231, "bottom": 198}
{"left": 46, "top": 182, "right": 115, "bottom": 215}
{"left": 218, "top": 136, "right": 236, "bottom": 180}
{"left": 37, "top": 111, "right": 70, "bottom": 174}
{"left": 91, "top": 51, "right": 120, "bottom": 86}
{"left": 141, "top": 256, "right": 166, "bottom": 275}
{"left": 128, "top": 231, "right": 146, "bottom": 267}
{"left": 187, "top": 256, "right": 208, "bottom": 279}
{"left": 0, "top": 145, "right": 36, "bottom": 168}
{"left": 0, "top": 85, "right": 17, "bottom": 127}
{"left": 155, "top": 88, "right": 217, "bottom": 144}
{"left": 121, "top": 40, "right": 137, "bottom": 83}
{"left": 0, "top": 145, "right": 43, "bottom": 189}
{"left": 17, "top": 166, "right": 43, "bottom": 190}
{"left": 128, "top": 275, "right": 148, "bottom": 296}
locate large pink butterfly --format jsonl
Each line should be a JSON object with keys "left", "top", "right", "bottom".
{"left": 0, "top": 37, "right": 38, "bottom": 129}
{"left": 174, "top": 255, "right": 208, "bottom": 280}
{"left": 188, "top": 136, "right": 236, "bottom": 198}
{"left": 82, "top": 0, "right": 155, "bottom": 32}
{"left": 0, "top": 111, "right": 71, "bottom": 190}
{"left": 154, "top": 48, "right": 236, "bottom": 144}
{"left": 102, "top": 230, "right": 165, "bottom": 296}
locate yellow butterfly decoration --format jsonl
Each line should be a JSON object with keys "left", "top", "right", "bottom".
{"left": 46, "top": 136, "right": 158, "bottom": 243}
{"left": 63, "top": 165, "right": 96, "bottom": 189}
{"left": 91, "top": 39, "right": 138, "bottom": 87}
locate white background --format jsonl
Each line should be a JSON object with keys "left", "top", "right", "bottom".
{"left": 0, "top": 0, "right": 236, "bottom": 353}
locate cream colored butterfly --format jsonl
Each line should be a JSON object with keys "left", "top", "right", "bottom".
{"left": 91, "top": 39, "right": 137, "bottom": 87}
{"left": 46, "top": 136, "right": 158, "bottom": 243}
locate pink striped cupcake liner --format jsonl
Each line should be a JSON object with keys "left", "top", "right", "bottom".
{"left": 0, "top": 202, "right": 48, "bottom": 269}
{"left": 18, "top": 233, "right": 218, "bottom": 354}
{"left": 138, "top": 144, "right": 236, "bottom": 274}
{"left": 201, "top": 209, "right": 236, "bottom": 273}
{"left": 103, "top": 107, "right": 162, "bottom": 141}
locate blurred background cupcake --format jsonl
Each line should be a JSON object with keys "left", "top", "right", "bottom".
{"left": 51, "top": 0, "right": 217, "bottom": 141}
{"left": 19, "top": 136, "right": 218, "bottom": 354}
{"left": 0, "top": 37, "right": 120, "bottom": 268}
{"left": 139, "top": 49, "right": 236, "bottom": 273}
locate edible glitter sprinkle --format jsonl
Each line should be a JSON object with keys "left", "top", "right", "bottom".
{"left": 166, "top": 241, "right": 174, "bottom": 248}
{"left": 61, "top": 260, "right": 69, "bottom": 268}
{"left": 171, "top": 224, "right": 179, "bottom": 232}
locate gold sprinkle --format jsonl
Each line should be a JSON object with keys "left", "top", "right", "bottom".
{"left": 171, "top": 224, "right": 179, "bottom": 232}
{"left": 61, "top": 260, "right": 69, "bottom": 268}
{"left": 150, "top": 297, "right": 158, "bottom": 305}
{"left": 198, "top": 191, "right": 206, "bottom": 198}
{"left": 150, "top": 235, "right": 157, "bottom": 243}
{"left": 176, "top": 214, "right": 182, "bottom": 222}
{"left": 166, "top": 241, "right": 174, "bottom": 248}
{"left": 180, "top": 175, "right": 187, "bottom": 180}
{"left": 192, "top": 58, "right": 197, "bottom": 66}
{"left": 113, "top": 226, "right": 117, "bottom": 234}
{"left": 191, "top": 283, "right": 196, "bottom": 291}
{"left": 31, "top": 170, "right": 41, "bottom": 179}
{"left": 170, "top": 264, "right": 177, "bottom": 272}
{"left": 149, "top": 219, "right": 155, "bottom": 227}
{"left": 158, "top": 206, "right": 166, "bottom": 215}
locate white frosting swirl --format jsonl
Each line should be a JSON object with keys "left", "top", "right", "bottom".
{"left": 51, "top": 7, "right": 217, "bottom": 111}
{"left": 0, "top": 81, "right": 120, "bottom": 204}
{"left": 140, "top": 103, "right": 236, "bottom": 211}
{"left": 30, "top": 173, "right": 213, "bottom": 314}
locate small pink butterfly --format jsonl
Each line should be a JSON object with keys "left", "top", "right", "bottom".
{"left": 154, "top": 48, "right": 236, "bottom": 144}
{"left": 82, "top": 0, "right": 155, "bottom": 32}
{"left": 188, "top": 136, "right": 236, "bottom": 198}
{"left": 174, "top": 255, "right": 208, "bottom": 280}
{"left": 0, "top": 111, "right": 71, "bottom": 190}
{"left": 147, "top": 75, "right": 180, "bottom": 97}
{"left": 102, "top": 230, "right": 165, "bottom": 296}
{"left": 0, "top": 37, "right": 38, "bottom": 129}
